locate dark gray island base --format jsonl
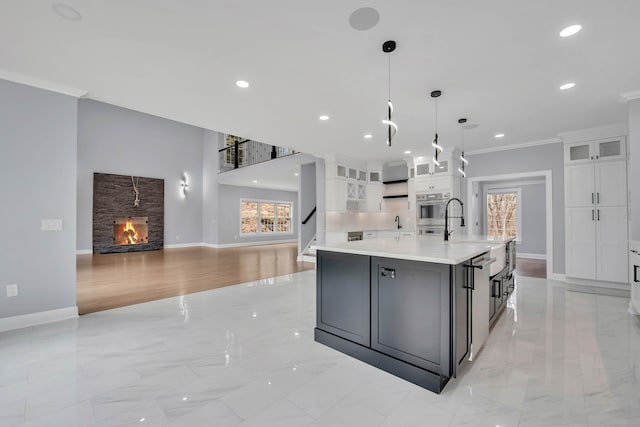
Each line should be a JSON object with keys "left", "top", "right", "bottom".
{"left": 314, "top": 250, "right": 474, "bottom": 394}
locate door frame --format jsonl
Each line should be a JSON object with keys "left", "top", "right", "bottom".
{"left": 466, "top": 170, "right": 553, "bottom": 279}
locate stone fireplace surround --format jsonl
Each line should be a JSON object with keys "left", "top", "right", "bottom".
{"left": 93, "top": 172, "right": 164, "bottom": 254}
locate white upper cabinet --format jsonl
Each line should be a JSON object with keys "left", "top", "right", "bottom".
{"left": 595, "top": 137, "right": 626, "bottom": 161}
{"left": 564, "top": 137, "right": 626, "bottom": 165}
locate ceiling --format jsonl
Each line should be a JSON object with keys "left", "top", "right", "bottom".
{"left": 1, "top": 1, "right": 639, "bottom": 163}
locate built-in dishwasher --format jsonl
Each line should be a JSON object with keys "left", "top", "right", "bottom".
{"left": 466, "top": 252, "right": 495, "bottom": 361}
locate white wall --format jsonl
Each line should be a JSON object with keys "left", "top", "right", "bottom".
{"left": 202, "top": 130, "right": 222, "bottom": 245}
{"left": 77, "top": 100, "right": 207, "bottom": 251}
{"left": 0, "top": 80, "right": 78, "bottom": 318}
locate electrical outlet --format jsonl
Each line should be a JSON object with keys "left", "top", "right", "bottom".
{"left": 6, "top": 284, "right": 18, "bottom": 297}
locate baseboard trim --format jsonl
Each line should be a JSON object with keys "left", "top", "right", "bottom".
{"left": 164, "top": 243, "right": 204, "bottom": 249}
{"left": 566, "top": 281, "right": 630, "bottom": 298}
{"left": 551, "top": 273, "right": 566, "bottom": 281}
{"left": 0, "top": 306, "right": 79, "bottom": 333}
{"left": 204, "top": 239, "right": 298, "bottom": 249}
{"left": 76, "top": 249, "right": 92, "bottom": 255}
{"left": 517, "top": 253, "right": 547, "bottom": 261}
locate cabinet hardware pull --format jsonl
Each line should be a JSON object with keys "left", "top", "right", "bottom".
{"left": 592, "top": 193, "right": 594, "bottom": 204}
{"left": 592, "top": 210, "right": 595, "bottom": 221}
{"left": 634, "top": 265, "right": 639, "bottom": 283}
{"left": 597, "top": 209, "right": 600, "bottom": 221}
{"left": 597, "top": 193, "right": 600, "bottom": 204}
{"left": 591, "top": 156, "right": 594, "bottom": 160}
{"left": 380, "top": 268, "right": 396, "bottom": 279}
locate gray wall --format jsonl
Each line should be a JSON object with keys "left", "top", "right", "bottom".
{"left": 466, "top": 143, "right": 565, "bottom": 274}
{"left": 479, "top": 181, "right": 546, "bottom": 256}
{"left": 202, "top": 130, "right": 222, "bottom": 245}
{"left": 77, "top": 100, "right": 205, "bottom": 250}
{"left": 299, "top": 162, "right": 316, "bottom": 252}
{"left": 218, "top": 184, "right": 297, "bottom": 245}
{"left": 630, "top": 99, "right": 640, "bottom": 242}
{"left": 0, "top": 80, "right": 78, "bottom": 318}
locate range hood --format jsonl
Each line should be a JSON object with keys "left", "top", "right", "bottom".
{"left": 382, "top": 160, "right": 409, "bottom": 183}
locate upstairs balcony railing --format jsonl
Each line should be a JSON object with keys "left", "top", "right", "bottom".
{"left": 218, "top": 139, "right": 297, "bottom": 172}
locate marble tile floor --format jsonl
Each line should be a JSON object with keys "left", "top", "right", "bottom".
{"left": 1, "top": 272, "right": 640, "bottom": 426}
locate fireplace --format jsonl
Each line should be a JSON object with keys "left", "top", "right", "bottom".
{"left": 93, "top": 173, "right": 164, "bottom": 254}
{"left": 113, "top": 216, "right": 148, "bottom": 245}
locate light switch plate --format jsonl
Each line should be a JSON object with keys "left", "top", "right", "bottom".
{"left": 41, "top": 219, "right": 63, "bottom": 231}
{"left": 6, "top": 284, "right": 18, "bottom": 297}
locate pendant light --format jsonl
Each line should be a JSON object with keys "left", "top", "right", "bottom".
{"left": 458, "top": 118, "right": 468, "bottom": 178}
{"left": 381, "top": 40, "right": 398, "bottom": 146}
{"left": 430, "top": 90, "right": 443, "bottom": 166}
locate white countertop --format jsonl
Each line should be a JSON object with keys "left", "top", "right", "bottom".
{"left": 448, "top": 234, "right": 515, "bottom": 244}
{"left": 313, "top": 236, "right": 492, "bottom": 265}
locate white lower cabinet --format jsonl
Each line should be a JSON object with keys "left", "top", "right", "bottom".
{"left": 595, "top": 206, "right": 629, "bottom": 283}
{"left": 565, "top": 206, "right": 628, "bottom": 283}
{"left": 565, "top": 208, "right": 597, "bottom": 279}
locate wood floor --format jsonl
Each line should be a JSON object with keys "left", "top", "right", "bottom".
{"left": 515, "top": 257, "right": 547, "bottom": 279}
{"left": 76, "top": 243, "right": 315, "bottom": 314}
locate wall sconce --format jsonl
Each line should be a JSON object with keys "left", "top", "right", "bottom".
{"left": 180, "top": 173, "right": 188, "bottom": 198}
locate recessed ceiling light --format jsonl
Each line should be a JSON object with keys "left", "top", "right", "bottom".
{"left": 494, "top": 133, "right": 505, "bottom": 139}
{"left": 294, "top": 172, "right": 299, "bottom": 176}
{"left": 416, "top": 156, "right": 424, "bottom": 161}
{"left": 235, "top": 80, "right": 249, "bottom": 88}
{"left": 52, "top": 3, "right": 82, "bottom": 21}
{"left": 404, "top": 150, "right": 412, "bottom": 154}
{"left": 559, "top": 24, "right": 582, "bottom": 38}
{"left": 319, "top": 115, "right": 329, "bottom": 121}
{"left": 363, "top": 133, "right": 373, "bottom": 139}
{"left": 252, "top": 180, "right": 258, "bottom": 183}
{"left": 560, "top": 82, "right": 576, "bottom": 90}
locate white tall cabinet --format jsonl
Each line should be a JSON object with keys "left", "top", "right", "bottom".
{"left": 564, "top": 136, "right": 629, "bottom": 286}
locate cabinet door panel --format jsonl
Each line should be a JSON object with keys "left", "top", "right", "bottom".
{"left": 595, "top": 161, "right": 627, "bottom": 206}
{"left": 595, "top": 137, "right": 626, "bottom": 162}
{"left": 565, "top": 208, "right": 597, "bottom": 279}
{"left": 596, "top": 207, "right": 629, "bottom": 283}
{"left": 317, "top": 251, "right": 370, "bottom": 346}
{"left": 371, "top": 257, "right": 450, "bottom": 375}
{"left": 565, "top": 165, "right": 595, "bottom": 207}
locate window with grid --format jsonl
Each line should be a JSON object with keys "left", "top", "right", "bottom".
{"left": 241, "top": 200, "right": 293, "bottom": 235}
{"left": 486, "top": 190, "right": 519, "bottom": 240}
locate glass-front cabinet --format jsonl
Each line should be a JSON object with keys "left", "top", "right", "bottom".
{"left": 564, "top": 137, "right": 626, "bottom": 164}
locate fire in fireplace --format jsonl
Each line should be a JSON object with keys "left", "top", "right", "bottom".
{"left": 113, "top": 217, "right": 148, "bottom": 245}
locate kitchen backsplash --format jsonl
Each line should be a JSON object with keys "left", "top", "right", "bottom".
{"left": 326, "top": 211, "right": 415, "bottom": 232}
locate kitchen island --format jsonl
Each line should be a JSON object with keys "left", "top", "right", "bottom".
{"left": 313, "top": 236, "right": 495, "bottom": 393}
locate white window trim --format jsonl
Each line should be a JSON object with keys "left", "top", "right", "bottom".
{"left": 485, "top": 187, "right": 522, "bottom": 244}
{"left": 239, "top": 198, "right": 294, "bottom": 236}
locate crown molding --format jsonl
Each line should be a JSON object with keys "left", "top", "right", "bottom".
{"left": 0, "top": 69, "right": 88, "bottom": 98}
{"left": 619, "top": 90, "right": 640, "bottom": 103}
{"left": 558, "top": 123, "right": 628, "bottom": 144}
{"left": 466, "top": 137, "right": 561, "bottom": 156}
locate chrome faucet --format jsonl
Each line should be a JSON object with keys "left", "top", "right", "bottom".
{"left": 444, "top": 198, "right": 465, "bottom": 241}
{"left": 394, "top": 215, "right": 402, "bottom": 230}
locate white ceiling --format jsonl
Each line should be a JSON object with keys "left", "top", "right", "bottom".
{"left": 1, "top": 0, "right": 639, "bottom": 163}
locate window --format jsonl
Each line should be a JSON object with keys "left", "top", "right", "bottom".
{"left": 486, "top": 189, "right": 520, "bottom": 241}
{"left": 241, "top": 200, "right": 292, "bottom": 235}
